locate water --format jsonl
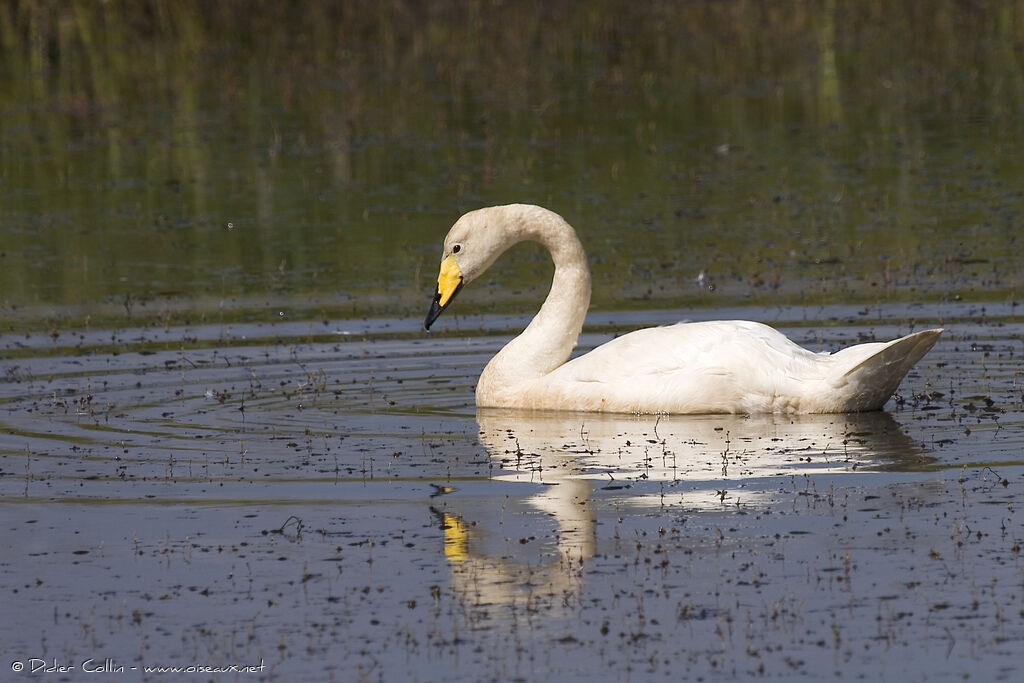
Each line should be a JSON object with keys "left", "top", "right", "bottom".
{"left": 3, "top": 1, "right": 1024, "bottom": 328}
{"left": 3, "top": 302, "right": 1023, "bottom": 680}
{"left": 2, "top": 2, "right": 1024, "bottom": 681}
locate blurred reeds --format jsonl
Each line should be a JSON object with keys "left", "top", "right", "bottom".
{"left": 1, "top": 1, "right": 1023, "bottom": 325}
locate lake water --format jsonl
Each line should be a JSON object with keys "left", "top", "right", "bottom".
{"left": 2, "top": 2, "right": 1024, "bottom": 681}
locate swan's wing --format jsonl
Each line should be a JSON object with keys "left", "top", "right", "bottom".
{"left": 544, "top": 321, "right": 828, "bottom": 412}
{"left": 554, "top": 321, "right": 822, "bottom": 383}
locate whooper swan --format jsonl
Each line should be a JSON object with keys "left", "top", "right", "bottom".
{"left": 424, "top": 204, "right": 941, "bottom": 414}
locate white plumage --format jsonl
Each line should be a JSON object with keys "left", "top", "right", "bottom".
{"left": 424, "top": 204, "right": 941, "bottom": 414}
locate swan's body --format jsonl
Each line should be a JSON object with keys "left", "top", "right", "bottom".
{"left": 424, "top": 204, "right": 941, "bottom": 414}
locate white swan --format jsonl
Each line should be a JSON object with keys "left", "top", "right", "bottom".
{"left": 424, "top": 204, "right": 942, "bottom": 414}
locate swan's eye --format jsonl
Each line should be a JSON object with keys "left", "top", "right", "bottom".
{"left": 452, "top": 244, "right": 461, "bottom": 254}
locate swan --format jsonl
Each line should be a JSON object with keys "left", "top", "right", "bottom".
{"left": 423, "top": 204, "right": 942, "bottom": 414}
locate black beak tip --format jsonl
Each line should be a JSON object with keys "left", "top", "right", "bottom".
{"left": 423, "top": 281, "right": 462, "bottom": 332}
{"left": 424, "top": 293, "right": 443, "bottom": 331}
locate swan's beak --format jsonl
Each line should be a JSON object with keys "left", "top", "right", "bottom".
{"left": 424, "top": 253, "right": 464, "bottom": 330}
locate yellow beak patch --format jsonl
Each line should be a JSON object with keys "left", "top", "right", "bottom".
{"left": 436, "top": 253, "right": 463, "bottom": 307}
{"left": 441, "top": 512, "right": 468, "bottom": 563}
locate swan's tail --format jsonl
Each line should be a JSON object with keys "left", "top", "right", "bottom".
{"left": 825, "top": 328, "right": 943, "bottom": 412}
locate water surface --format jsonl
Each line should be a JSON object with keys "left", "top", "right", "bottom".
{"left": 3, "top": 302, "right": 1024, "bottom": 680}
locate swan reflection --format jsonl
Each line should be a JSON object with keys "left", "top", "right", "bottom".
{"left": 434, "top": 409, "right": 931, "bottom": 609}
{"left": 477, "top": 408, "right": 927, "bottom": 485}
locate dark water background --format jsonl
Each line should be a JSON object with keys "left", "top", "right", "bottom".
{"left": 3, "top": 0, "right": 1023, "bottom": 328}
{"left": 2, "top": 2, "right": 1024, "bottom": 681}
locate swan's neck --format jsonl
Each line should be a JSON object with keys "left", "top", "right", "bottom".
{"left": 477, "top": 211, "right": 591, "bottom": 401}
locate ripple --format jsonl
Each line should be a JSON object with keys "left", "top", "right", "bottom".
{"left": 1, "top": 305, "right": 1023, "bottom": 505}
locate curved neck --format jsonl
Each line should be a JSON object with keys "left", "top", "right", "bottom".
{"left": 478, "top": 209, "right": 591, "bottom": 396}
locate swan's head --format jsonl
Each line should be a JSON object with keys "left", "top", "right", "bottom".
{"left": 424, "top": 205, "right": 529, "bottom": 330}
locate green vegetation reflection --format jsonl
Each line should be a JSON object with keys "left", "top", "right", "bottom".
{"left": 2, "top": 1, "right": 1022, "bottom": 333}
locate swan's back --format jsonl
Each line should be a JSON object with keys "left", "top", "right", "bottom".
{"left": 479, "top": 321, "right": 941, "bottom": 414}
